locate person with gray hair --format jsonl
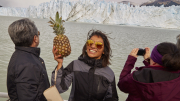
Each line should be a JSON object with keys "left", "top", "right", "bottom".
{"left": 7, "top": 18, "right": 50, "bottom": 101}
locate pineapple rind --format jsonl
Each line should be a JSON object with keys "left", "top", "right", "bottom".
{"left": 53, "top": 35, "right": 71, "bottom": 57}
{"left": 49, "top": 11, "right": 71, "bottom": 57}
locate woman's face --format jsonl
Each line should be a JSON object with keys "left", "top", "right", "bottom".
{"left": 86, "top": 35, "right": 104, "bottom": 59}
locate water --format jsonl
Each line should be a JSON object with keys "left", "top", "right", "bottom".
{"left": 0, "top": 16, "right": 180, "bottom": 101}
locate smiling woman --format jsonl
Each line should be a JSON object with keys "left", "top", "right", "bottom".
{"left": 82, "top": 30, "right": 112, "bottom": 67}
{"left": 86, "top": 36, "right": 104, "bottom": 59}
{"left": 51, "top": 29, "right": 119, "bottom": 101}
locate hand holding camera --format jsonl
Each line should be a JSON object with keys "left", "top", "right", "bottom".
{"left": 130, "top": 47, "right": 150, "bottom": 59}
{"left": 137, "top": 48, "right": 146, "bottom": 56}
{"left": 143, "top": 47, "right": 150, "bottom": 60}
{"left": 129, "top": 48, "right": 139, "bottom": 58}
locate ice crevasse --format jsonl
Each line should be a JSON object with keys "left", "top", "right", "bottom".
{"left": 0, "top": 0, "right": 180, "bottom": 29}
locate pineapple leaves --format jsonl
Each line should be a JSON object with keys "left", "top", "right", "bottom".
{"left": 49, "top": 11, "right": 65, "bottom": 35}
{"left": 48, "top": 20, "right": 55, "bottom": 25}
{"left": 53, "top": 31, "right": 57, "bottom": 33}
{"left": 50, "top": 17, "right": 55, "bottom": 23}
{"left": 49, "top": 25, "right": 54, "bottom": 27}
{"left": 55, "top": 12, "right": 59, "bottom": 22}
{"left": 58, "top": 18, "right": 62, "bottom": 25}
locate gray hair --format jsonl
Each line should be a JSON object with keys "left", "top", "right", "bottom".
{"left": 8, "top": 18, "right": 38, "bottom": 47}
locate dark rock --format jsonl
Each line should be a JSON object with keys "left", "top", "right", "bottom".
{"left": 140, "top": 0, "right": 180, "bottom": 7}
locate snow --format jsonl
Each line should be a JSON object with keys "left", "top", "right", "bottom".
{"left": 0, "top": 0, "right": 180, "bottom": 29}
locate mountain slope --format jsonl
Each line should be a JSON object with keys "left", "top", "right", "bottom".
{"left": 118, "top": 1, "right": 136, "bottom": 6}
{"left": 140, "top": 0, "right": 180, "bottom": 7}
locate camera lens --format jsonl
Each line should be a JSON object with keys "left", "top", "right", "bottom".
{"left": 137, "top": 48, "right": 145, "bottom": 56}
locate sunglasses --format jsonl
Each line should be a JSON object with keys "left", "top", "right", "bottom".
{"left": 86, "top": 39, "right": 103, "bottom": 49}
{"left": 38, "top": 31, "right": 40, "bottom": 36}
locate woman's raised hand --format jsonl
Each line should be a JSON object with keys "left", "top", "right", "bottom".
{"left": 143, "top": 47, "right": 150, "bottom": 60}
{"left": 52, "top": 46, "right": 63, "bottom": 70}
{"left": 129, "top": 48, "right": 139, "bottom": 58}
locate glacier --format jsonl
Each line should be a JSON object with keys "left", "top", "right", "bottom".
{"left": 0, "top": 0, "right": 180, "bottom": 29}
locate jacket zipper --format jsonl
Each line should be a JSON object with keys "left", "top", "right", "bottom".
{"left": 97, "top": 77, "right": 100, "bottom": 94}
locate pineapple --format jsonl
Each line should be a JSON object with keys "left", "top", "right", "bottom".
{"left": 48, "top": 12, "right": 71, "bottom": 57}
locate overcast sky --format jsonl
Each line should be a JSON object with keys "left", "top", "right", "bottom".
{"left": 0, "top": 0, "right": 150, "bottom": 8}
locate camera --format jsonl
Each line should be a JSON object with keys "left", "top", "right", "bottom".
{"left": 137, "top": 48, "right": 146, "bottom": 56}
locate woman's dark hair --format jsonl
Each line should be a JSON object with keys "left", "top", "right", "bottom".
{"left": 8, "top": 18, "right": 38, "bottom": 47}
{"left": 157, "top": 42, "right": 180, "bottom": 71}
{"left": 82, "top": 30, "right": 112, "bottom": 67}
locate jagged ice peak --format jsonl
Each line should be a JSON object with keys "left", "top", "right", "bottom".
{"left": 0, "top": 0, "right": 180, "bottom": 29}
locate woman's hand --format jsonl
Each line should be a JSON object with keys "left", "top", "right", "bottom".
{"left": 143, "top": 47, "right": 150, "bottom": 60}
{"left": 129, "top": 48, "right": 139, "bottom": 58}
{"left": 52, "top": 46, "right": 63, "bottom": 70}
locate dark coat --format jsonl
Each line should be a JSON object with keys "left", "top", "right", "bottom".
{"left": 7, "top": 46, "right": 50, "bottom": 101}
{"left": 51, "top": 55, "right": 119, "bottom": 101}
{"left": 118, "top": 55, "right": 180, "bottom": 101}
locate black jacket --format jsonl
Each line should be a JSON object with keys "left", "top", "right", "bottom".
{"left": 7, "top": 46, "right": 50, "bottom": 101}
{"left": 51, "top": 55, "right": 118, "bottom": 101}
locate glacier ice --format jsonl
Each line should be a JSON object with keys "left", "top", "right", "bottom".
{"left": 0, "top": 0, "right": 180, "bottom": 29}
